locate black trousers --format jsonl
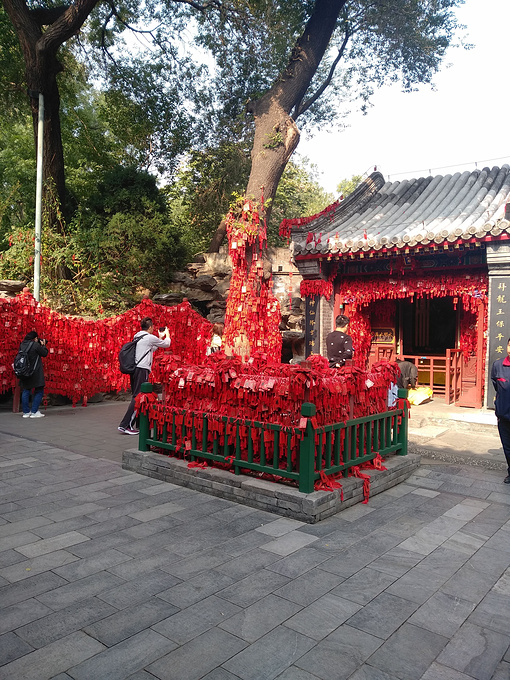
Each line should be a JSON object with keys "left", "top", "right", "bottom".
{"left": 119, "top": 367, "right": 150, "bottom": 429}
{"left": 497, "top": 418, "right": 510, "bottom": 475}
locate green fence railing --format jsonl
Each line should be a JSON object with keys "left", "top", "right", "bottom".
{"left": 137, "top": 383, "right": 409, "bottom": 494}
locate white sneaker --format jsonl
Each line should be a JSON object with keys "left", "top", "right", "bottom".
{"left": 22, "top": 413, "right": 31, "bottom": 418}
{"left": 30, "top": 411, "right": 45, "bottom": 418}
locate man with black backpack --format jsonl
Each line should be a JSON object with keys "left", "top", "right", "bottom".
{"left": 118, "top": 317, "right": 170, "bottom": 435}
{"left": 16, "top": 330, "right": 49, "bottom": 418}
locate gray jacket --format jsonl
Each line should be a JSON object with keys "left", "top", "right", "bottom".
{"left": 133, "top": 331, "right": 170, "bottom": 370}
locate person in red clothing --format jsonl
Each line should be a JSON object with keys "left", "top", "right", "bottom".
{"left": 490, "top": 337, "right": 510, "bottom": 484}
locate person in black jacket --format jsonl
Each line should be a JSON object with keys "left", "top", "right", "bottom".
{"left": 326, "top": 315, "right": 354, "bottom": 368}
{"left": 490, "top": 338, "right": 510, "bottom": 484}
{"left": 18, "top": 330, "right": 49, "bottom": 418}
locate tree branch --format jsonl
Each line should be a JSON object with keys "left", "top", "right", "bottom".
{"left": 293, "top": 26, "right": 350, "bottom": 120}
{"left": 29, "top": 6, "right": 70, "bottom": 26}
{"left": 40, "top": 0, "right": 102, "bottom": 55}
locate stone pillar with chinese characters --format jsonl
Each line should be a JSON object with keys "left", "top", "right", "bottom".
{"left": 486, "top": 243, "right": 510, "bottom": 408}
{"left": 304, "top": 295, "right": 320, "bottom": 357}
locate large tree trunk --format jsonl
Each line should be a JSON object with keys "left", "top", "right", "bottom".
{"left": 208, "top": 0, "right": 347, "bottom": 252}
{"left": 220, "top": 0, "right": 347, "bottom": 360}
{"left": 2, "top": 0, "right": 100, "bottom": 229}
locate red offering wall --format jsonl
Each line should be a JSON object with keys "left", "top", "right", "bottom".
{"left": 0, "top": 291, "right": 212, "bottom": 404}
{"left": 152, "top": 354, "right": 400, "bottom": 427}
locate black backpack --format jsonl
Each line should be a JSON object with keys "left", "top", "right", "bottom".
{"left": 13, "top": 342, "right": 39, "bottom": 379}
{"left": 118, "top": 334, "right": 151, "bottom": 375}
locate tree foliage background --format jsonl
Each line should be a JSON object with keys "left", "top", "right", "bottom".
{"left": 0, "top": 0, "right": 466, "bottom": 315}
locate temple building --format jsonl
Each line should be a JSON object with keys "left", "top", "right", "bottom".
{"left": 282, "top": 165, "right": 510, "bottom": 408}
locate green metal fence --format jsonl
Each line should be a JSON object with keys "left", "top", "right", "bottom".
{"left": 137, "top": 383, "right": 409, "bottom": 494}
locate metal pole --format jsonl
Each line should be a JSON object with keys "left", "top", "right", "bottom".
{"left": 34, "top": 92, "right": 44, "bottom": 302}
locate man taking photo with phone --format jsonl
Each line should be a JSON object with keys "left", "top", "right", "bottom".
{"left": 118, "top": 317, "right": 170, "bottom": 435}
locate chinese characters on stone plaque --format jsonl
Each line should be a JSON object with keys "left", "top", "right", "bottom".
{"left": 488, "top": 276, "right": 510, "bottom": 407}
{"left": 305, "top": 296, "right": 320, "bottom": 357}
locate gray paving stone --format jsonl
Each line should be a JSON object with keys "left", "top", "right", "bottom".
{"left": 408, "top": 591, "right": 475, "bottom": 638}
{"left": 284, "top": 593, "right": 361, "bottom": 641}
{"left": 319, "top": 547, "right": 379, "bottom": 578}
{"left": 354, "top": 532, "right": 403, "bottom": 556}
{"left": 74, "top": 515, "right": 139, "bottom": 539}
{"left": 348, "top": 666, "right": 401, "bottom": 680}
{"left": 295, "top": 624, "right": 383, "bottom": 680}
{"left": 223, "top": 625, "right": 315, "bottom": 680}
{"left": 35, "top": 571, "right": 125, "bottom": 610}
{"left": 417, "top": 545, "right": 470, "bottom": 578}
{"left": 0, "top": 571, "right": 67, "bottom": 608}
{"left": 108, "top": 551, "right": 181, "bottom": 580}
{"left": 0, "top": 631, "right": 34, "bottom": 665}
{"left": 367, "top": 547, "right": 423, "bottom": 577}
{"left": 219, "top": 529, "right": 273, "bottom": 557}
{"left": 218, "top": 569, "right": 290, "bottom": 607}
{"left": 201, "top": 669, "right": 246, "bottom": 680}
{"left": 15, "top": 597, "right": 117, "bottom": 648}
{"left": 260, "top": 531, "right": 319, "bottom": 556}
{"left": 0, "top": 531, "right": 42, "bottom": 552}
{"left": 484, "top": 529, "right": 510, "bottom": 554}
{"left": 125, "top": 671, "right": 158, "bottom": 680}
{"left": 30, "top": 516, "right": 98, "bottom": 540}
{"left": 162, "top": 548, "right": 231, "bottom": 580}
{"left": 97, "top": 569, "right": 179, "bottom": 609}
{"left": 0, "top": 598, "right": 52, "bottom": 635}
{"left": 331, "top": 567, "right": 397, "bottom": 606}
{"left": 469, "top": 591, "right": 510, "bottom": 635}
{"left": 275, "top": 668, "right": 325, "bottom": 680}
{"left": 442, "top": 530, "right": 486, "bottom": 555}
{"left": 83, "top": 597, "right": 178, "bottom": 646}
{"left": 440, "top": 562, "right": 497, "bottom": 604}
{"left": 265, "top": 547, "right": 330, "bottom": 579}
{"left": 118, "top": 517, "right": 181, "bottom": 541}
{"left": 368, "top": 623, "right": 448, "bottom": 680}
{"left": 492, "top": 661, "right": 510, "bottom": 680}
{"left": 219, "top": 594, "right": 301, "bottom": 643}
{"left": 346, "top": 592, "right": 419, "bottom": 640}
{"left": 158, "top": 569, "right": 234, "bottom": 608}
{"left": 0, "top": 630, "right": 105, "bottom": 680}
{"left": 64, "top": 531, "right": 132, "bottom": 558}
{"left": 436, "top": 622, "right": 510, "bottom": 680}
{"left": 273, "top": 567, "right": 344, "bottom": 607}
{"left": 0, "top": 550, "right": 78, "bottom": 583}
{"left": 152, "top": 595, "right": 241, "bottom": 645}
{"left": 421, "top": 662, "right": 481, "bottom": 679}
{"left": 0, "top": 516, "right": 53, "bottom": 538}
{"left": 147, "top": 626, "right": 247, "bottom": 680}
{"left": 66, "top": 629, "right": 176, "bottom": 680}
{"left": 52, "top": 548, "right": 132, "bottom": 581}
{"left": 127, "top": 501, "right": 184, "bottom": 522}
{"left": 14, "top": 531, "right": 90, "bottom": 558}
{"left": 216, "top": 548, "right": 280, "bottom": 580}
{"left": 385, "top": 565, "right": 452, "bottom": 604}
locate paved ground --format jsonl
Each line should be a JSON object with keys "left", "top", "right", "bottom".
{"left": 0, "top": 402, "right": 510, "bottom": 680}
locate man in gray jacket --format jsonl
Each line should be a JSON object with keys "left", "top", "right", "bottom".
{"left": 118, "top": 317, "right": 170, "bottom": 435}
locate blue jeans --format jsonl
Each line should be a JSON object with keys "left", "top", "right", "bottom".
{"left": 22, "top": 387, "right": 44, "bottom": 414}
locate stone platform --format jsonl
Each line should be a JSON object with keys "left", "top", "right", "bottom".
{"left": 122, "top": 449, "right": 421, "bottom": 523}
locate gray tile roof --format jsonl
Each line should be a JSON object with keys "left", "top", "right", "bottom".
{"left": 291, "top": 165, "right": 510, "bottom": 257}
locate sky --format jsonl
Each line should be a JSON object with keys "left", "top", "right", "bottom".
{"left": 298, "top": 0, "right": 510, "bottom": 196}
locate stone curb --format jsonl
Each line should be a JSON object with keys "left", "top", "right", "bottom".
{"left": 122, "top": 450, "right": 421, "bottom": 523}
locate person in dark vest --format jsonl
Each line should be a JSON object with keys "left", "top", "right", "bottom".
{"left": 18, "top": 330, "right": 48, "bottom": 418}
{"left": 396, "top": 359, "right": 418, "bottom": 390}
{"left": 491, "top": 338, "right": 510, "bottom": 484}
{"left": 326, "top": 314, "right": 354, "bottom": 368}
